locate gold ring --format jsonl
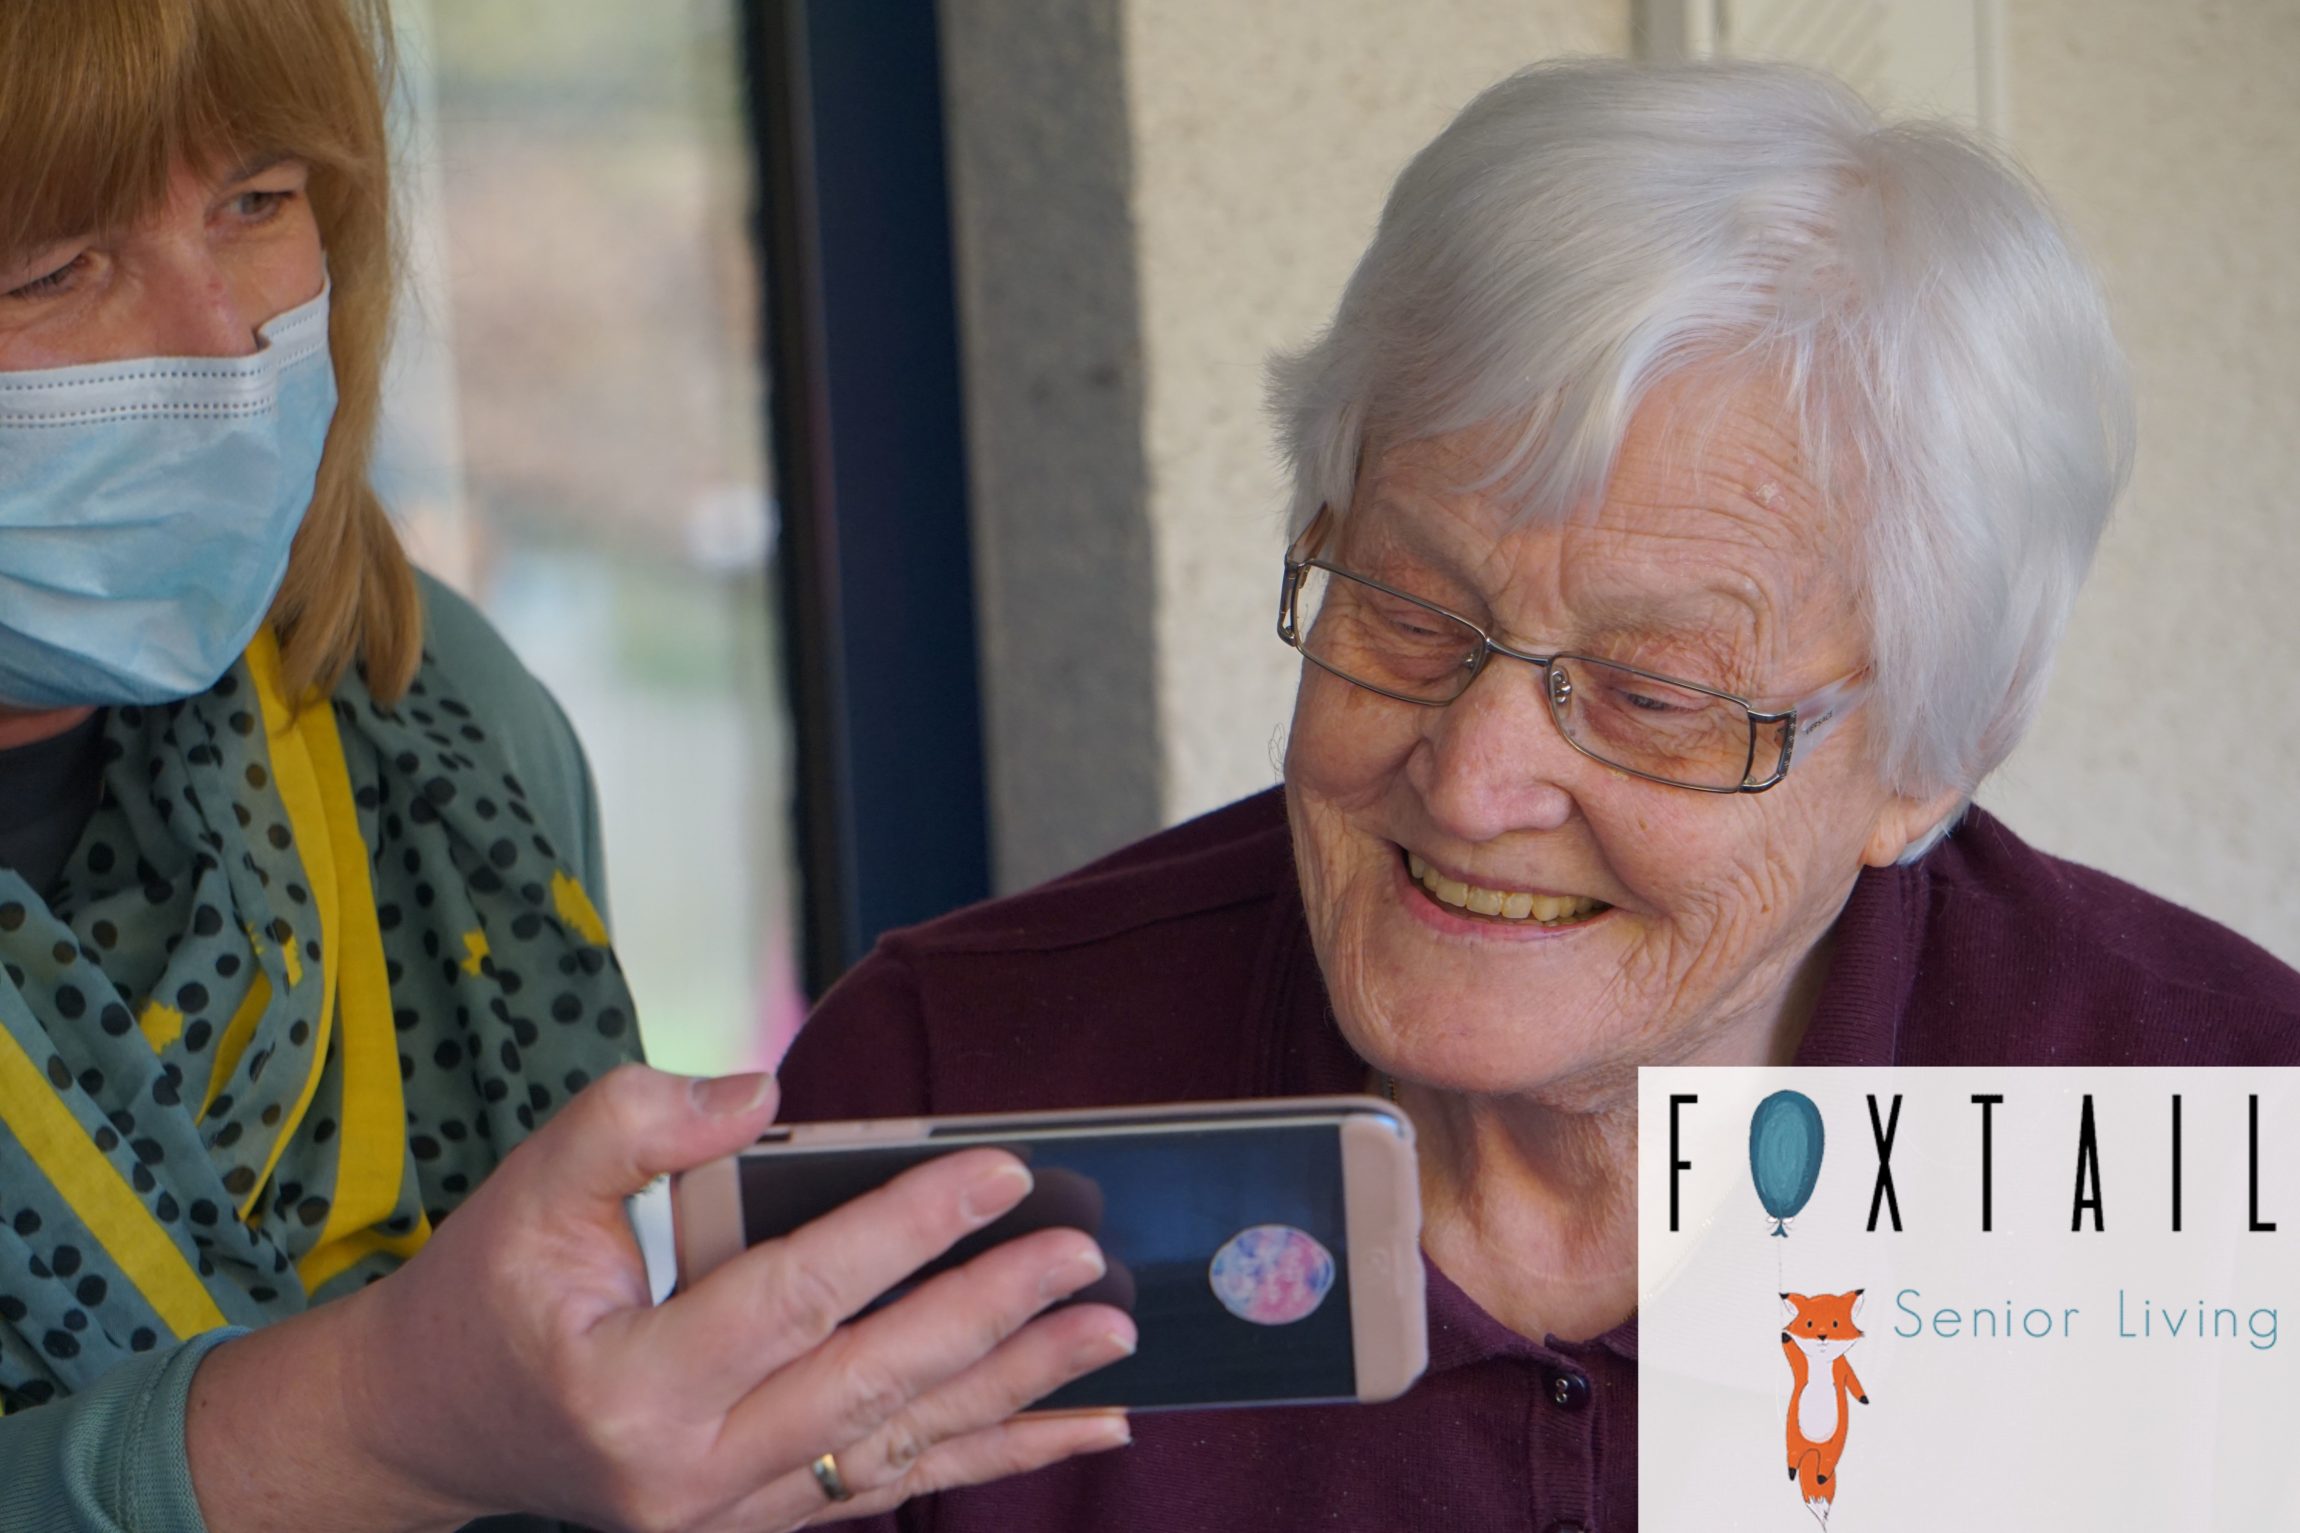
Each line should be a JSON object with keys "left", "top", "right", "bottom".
{"left": 809, "top": 1451, "right": 854, "bottom": 1503}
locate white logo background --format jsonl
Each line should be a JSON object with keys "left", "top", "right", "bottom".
{"left": 1639, "top": 1068, "right": 2300, "bottom": 1530}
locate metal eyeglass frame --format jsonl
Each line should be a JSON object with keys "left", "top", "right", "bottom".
{"left": 1275, "top": 506, "right": 1870, "bottom": 794}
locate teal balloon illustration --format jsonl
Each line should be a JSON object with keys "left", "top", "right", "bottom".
{"left": 1749, "top": 1090, "right": 1825, "bottom": 1236}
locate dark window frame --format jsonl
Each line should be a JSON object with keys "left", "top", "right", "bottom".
{"left": 743, "top": 0, "right": 992, "bottom": 996}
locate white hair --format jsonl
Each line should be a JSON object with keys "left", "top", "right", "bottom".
{"left": 1268, "top": 59, "right": 2134, "bottom": 856}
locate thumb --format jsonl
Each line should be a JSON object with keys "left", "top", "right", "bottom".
{"left": 530, "top": 1062, "right": 781, "bottom": 1207}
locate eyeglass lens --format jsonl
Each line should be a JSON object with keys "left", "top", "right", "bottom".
{"left": 1288, "top": 565, "right": 1776, "bottom": 790}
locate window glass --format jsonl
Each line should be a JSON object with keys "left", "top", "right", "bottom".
{"left": 376, "top": 0, "right": 801, "bottom": 1075}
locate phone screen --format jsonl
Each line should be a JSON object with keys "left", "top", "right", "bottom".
{"left": 737, "top": 1120, "right": 1359, "bottom": 1409}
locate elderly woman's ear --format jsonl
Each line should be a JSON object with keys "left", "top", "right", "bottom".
{"left": 1861, "top": 788, "right": 1968, "bottom": 868}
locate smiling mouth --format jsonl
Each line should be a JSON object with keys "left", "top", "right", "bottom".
{"left": 1403, "top": 849, "right": 1612, "bottom": 927}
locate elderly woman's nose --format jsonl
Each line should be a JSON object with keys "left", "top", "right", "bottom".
{"left": 1405, "top": 664, "right": 1579, "bottom": 840}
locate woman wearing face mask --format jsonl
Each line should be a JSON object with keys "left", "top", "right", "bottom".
{"left": 0, "top": 3, "right": 1135, "bottom": 1530}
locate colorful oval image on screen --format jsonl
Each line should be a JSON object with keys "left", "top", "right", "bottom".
{"left": 1208, "top": 1224, "right": 1336, "bottom": 1325}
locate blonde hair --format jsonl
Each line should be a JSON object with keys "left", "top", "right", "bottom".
{"left": 0, "top": 0, "right": 421, "bottom": 704}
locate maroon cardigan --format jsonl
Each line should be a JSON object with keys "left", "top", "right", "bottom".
{"left": 775, "top": 790, "right": 2300, "bottom": 1533}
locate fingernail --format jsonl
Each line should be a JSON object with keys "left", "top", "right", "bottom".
{"left": 690, "top": 1072, "right": 773, "bottom": 1117}
{"left": 1093, "top": 1414, "right": 1132, "bottom": 1448}
{"left": 1072, "top": 1327, "right": 1135, "bottom": 1369}
{"left": 1040, "top": 1244, "right": 1107, "bottom": 1301}
{"left": 960, "top": 1161, "right": 1033, "bottom": 1226}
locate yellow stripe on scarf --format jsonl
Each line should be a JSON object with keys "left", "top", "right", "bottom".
{"left": 0, "top": 1028, "right": 227, "bottom": 1339}
{"left": 237, "top": 633, "right": 345, "bottom": 1221}
{"left": 241, "top": 633, "right": 431, "bottom": 1289}
{"left": 198, "top": 971, "right": 271, "bottom": 1119}
{"left": 284, "top": 647, "right": 433, "bottom": 1291}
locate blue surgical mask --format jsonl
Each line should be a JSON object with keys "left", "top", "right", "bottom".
{"left": 0, "top": 285, "right": 338, "bottom": 708}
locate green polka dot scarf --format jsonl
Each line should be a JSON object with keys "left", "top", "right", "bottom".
{"left": 0, "top": 630, "right": 641, "bottom": 1411}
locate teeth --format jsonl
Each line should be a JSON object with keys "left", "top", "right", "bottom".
{"left": 1408, "top": 852, "right": 1607, "bottom": 925}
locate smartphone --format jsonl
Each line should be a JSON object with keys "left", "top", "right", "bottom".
{"left": 659, "top": 1096, "right": 1426, "bottom": 1412}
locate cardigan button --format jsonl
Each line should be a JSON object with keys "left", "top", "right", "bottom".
{"left": 1546, "top": 1369, "right": 1591, "bottom": 1411}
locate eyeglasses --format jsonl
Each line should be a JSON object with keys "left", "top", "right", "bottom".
{"left": 1276, "top": 509, "right": 1868, "bottom": 794}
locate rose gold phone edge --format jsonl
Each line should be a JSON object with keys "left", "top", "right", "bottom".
{"left": 670, "top": 1095, "right": 1427, "bottom": 1405}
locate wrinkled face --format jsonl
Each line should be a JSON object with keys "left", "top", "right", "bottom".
{"left": 1285, "top": 371, "right": 1935, "bottom": 1109}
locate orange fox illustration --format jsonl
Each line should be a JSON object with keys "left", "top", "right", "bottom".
{"left": 1780, "top": 1289, "right": 1870, "bottom": 1526}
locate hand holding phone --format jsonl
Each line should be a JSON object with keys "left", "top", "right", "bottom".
{"left": 651, "top": 1096, "right": 1428, "bottom": 1412}
{"left": 298, "top": 1067, "right": 1132, "bottom": 1533}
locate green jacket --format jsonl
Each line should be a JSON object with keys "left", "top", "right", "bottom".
{"left": 0, "top": 573, "right": 615, "bottom": 1532}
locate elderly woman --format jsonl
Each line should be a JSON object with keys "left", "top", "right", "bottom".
{"left": 0, "top": 2, "right": 1133, "bottom": 1529}
{"left": 776, "top": 57, "right": 2300, "bottom": 1530}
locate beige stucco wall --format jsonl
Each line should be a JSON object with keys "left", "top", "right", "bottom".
{"left": 1973, "top": 0, "right": 2300, "bottom": 961}
{"left": 1107, "top": 0, "right": 2298, "bottom": 963}
{"left": 941, "top": 0, "right": 1163, "bottom": 891}
{"left": 1123, "top": 0, "right": 1633, "bottom": 825}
